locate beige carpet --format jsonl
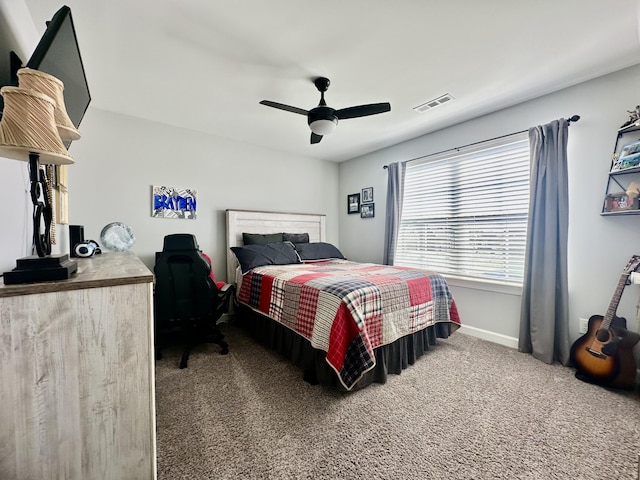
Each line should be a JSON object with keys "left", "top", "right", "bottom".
{"left": 155, "top": 323, "right": 640, "bottom": 479}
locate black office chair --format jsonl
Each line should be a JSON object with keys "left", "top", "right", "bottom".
{"left": 154, "top": 233, "right": 232, "bottom": 368}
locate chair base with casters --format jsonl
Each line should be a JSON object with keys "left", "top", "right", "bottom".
{"left": 155, "top": 284, "right": 232, "bottom": 368}
{"left": 154, "top": 234, "right": 233, "bottom": 368}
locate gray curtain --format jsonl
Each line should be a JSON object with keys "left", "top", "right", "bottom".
{"left": 519, "top": 118, "right": 570, "bottom": 365}
{"left": 383, "top": 162, "right": 406, "bottom": 265}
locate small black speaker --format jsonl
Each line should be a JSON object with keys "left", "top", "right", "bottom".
{"left": 69, "top": 225, "right": 85, "bottom": 257}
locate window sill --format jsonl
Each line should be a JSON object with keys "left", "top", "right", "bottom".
{"left": 443, "top": 275, "right": 523, "bottom": 296}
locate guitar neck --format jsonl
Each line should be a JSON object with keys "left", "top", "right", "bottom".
{"left": 602, "top": 273, "right": 629, "bottom": 329}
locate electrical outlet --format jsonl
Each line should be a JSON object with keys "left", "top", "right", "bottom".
{"left": 579, "top": 317, "right": 589, "bottom": 334}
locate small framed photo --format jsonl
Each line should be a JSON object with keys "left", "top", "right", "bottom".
{"left": 360, "top": 203, "right": 375, "bottom": 218}
{"left": 361, "top": 187, "right": 373, "bottom": 203}
{"left": 617, "top": 140, "right": 640, "bottom": 170}
{"left": 347, "top": 193, "right": 361, "bottom": 214}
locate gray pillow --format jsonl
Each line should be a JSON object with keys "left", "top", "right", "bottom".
{"left": 243, "top": 232, "right": 284, "bottom": 245}
{"left": 283, "top": 232, "right": 309, "bottom": 243}
{"left": 294, "top": 242, "right": 345, "bottom": 261}
{"left": 231, "top": 241, "right": 300, "bottom": 273}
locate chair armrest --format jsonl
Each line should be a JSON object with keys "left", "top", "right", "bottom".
{"left": 214, "top": 283, "right": 234, "bottom": 318}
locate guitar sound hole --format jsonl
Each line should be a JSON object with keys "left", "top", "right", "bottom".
{"left": 595, "top": 328, "right": 610, "bottom": 343}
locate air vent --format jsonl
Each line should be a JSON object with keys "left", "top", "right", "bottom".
{"left": 413, "top": 93, "right": 455, "bottom": 113}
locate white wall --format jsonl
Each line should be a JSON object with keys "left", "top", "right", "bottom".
{"left": 339, "top": 64, "right": 640, "bottom": 347}
{"left": 0, "top": 0, "right": 38, "bottom": 274}
{"left": 63, "top": 108, "right": 339, "bottom": 279}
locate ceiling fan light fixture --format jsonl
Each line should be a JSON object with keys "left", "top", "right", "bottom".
{"left": 309, "top": 118, "right": 337, "bottom": 135}
{"left": 260, "top": 76, "right": 390, "bottom": 143}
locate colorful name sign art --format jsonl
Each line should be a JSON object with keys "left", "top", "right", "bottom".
{"left": 152, "top": 185, "right": 197, "bottom": 219}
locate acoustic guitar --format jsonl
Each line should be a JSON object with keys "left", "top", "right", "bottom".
{"left": 569, "top": 255, "right": 640, "bottom": 389}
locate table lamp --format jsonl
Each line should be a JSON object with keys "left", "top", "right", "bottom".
{"left": 0, "top": 68, "right": 80, "bottom": 285}
{"left": 17, "top": 67, "right": 81, "bottom": 142}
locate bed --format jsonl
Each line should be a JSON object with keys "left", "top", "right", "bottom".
{"left": 226, "top": 209, "right": 461, "bottom": 391}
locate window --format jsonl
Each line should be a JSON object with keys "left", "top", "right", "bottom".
{"left": 395, "top": 133, "right": 530, "bottom": 285}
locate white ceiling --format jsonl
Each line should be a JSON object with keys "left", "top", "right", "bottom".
{"left": 19, "top": 0, "right": 640, "bottom": 162}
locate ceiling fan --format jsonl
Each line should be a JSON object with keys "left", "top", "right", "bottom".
{"left": 259, "top": 77, "right": 391, "bottom": 144}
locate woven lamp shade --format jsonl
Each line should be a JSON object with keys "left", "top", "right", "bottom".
{"left": 0, "top": 86, "right": 73, "bottom": 165}
{"left": 17, "top": 68, "right": 81, "bottom": 141}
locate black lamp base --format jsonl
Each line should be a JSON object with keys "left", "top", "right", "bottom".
{"left": 3, "top": 253, "right": 78, "bottom": 285}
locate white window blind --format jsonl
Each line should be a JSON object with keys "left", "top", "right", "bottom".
{"left": 395, "top": 133, "right": 530, "bottom": 285}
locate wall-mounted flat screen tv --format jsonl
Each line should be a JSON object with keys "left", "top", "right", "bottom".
{"left": 26, "top": 5, "right": 91, "bottom": 143}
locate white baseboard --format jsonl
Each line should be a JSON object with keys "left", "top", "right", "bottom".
{"left": 457, "top": 324, "right": 519, "bottom": 349}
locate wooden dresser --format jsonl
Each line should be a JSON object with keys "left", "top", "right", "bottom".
{"left": 0, "top": 252, "right": 156, "bottom": 480}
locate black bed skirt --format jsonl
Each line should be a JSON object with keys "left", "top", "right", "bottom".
{"left": 235, "top": 304, "right": 454, "bottom": 392}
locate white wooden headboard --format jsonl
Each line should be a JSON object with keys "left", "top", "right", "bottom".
{"left": 225, "top": 209, "right": 326, "bottom": 283}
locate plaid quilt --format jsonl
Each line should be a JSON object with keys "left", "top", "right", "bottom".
{"left": 237, "top": 259, "right": 461, "bottom": 390}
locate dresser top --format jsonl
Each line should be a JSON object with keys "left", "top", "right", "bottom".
{"left": 0, "top": 251, "right": 153, "bottom": 298}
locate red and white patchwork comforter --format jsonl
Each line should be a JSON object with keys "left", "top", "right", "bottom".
{"left": 236, "top": 259, "right": 461, "bottom": 390}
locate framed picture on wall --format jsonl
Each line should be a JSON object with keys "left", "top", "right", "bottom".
{"left": 152, "top": 185, "right": 198, "bottom": 219}
{"left": 348, "top": 193, "right": 361, "bottom": 214}
{"left": 361, "top": 187, "right": 373, "bottom": 203}
{"left": 360, "top": 203, "right": 375, "bottom": 218}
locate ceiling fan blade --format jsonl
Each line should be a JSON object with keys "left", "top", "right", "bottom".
{"left": 259, "top": 100, "right": 308, "bottom": 116}
{"left": 311, "top": 132, "right": 323, "bottom": 144}
{"left": 336, "top": 102, "right": 391, "bottom": 120}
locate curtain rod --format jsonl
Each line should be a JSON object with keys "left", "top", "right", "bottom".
{"left": 383, "top": 115, "right": 580, "bottom": 169}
